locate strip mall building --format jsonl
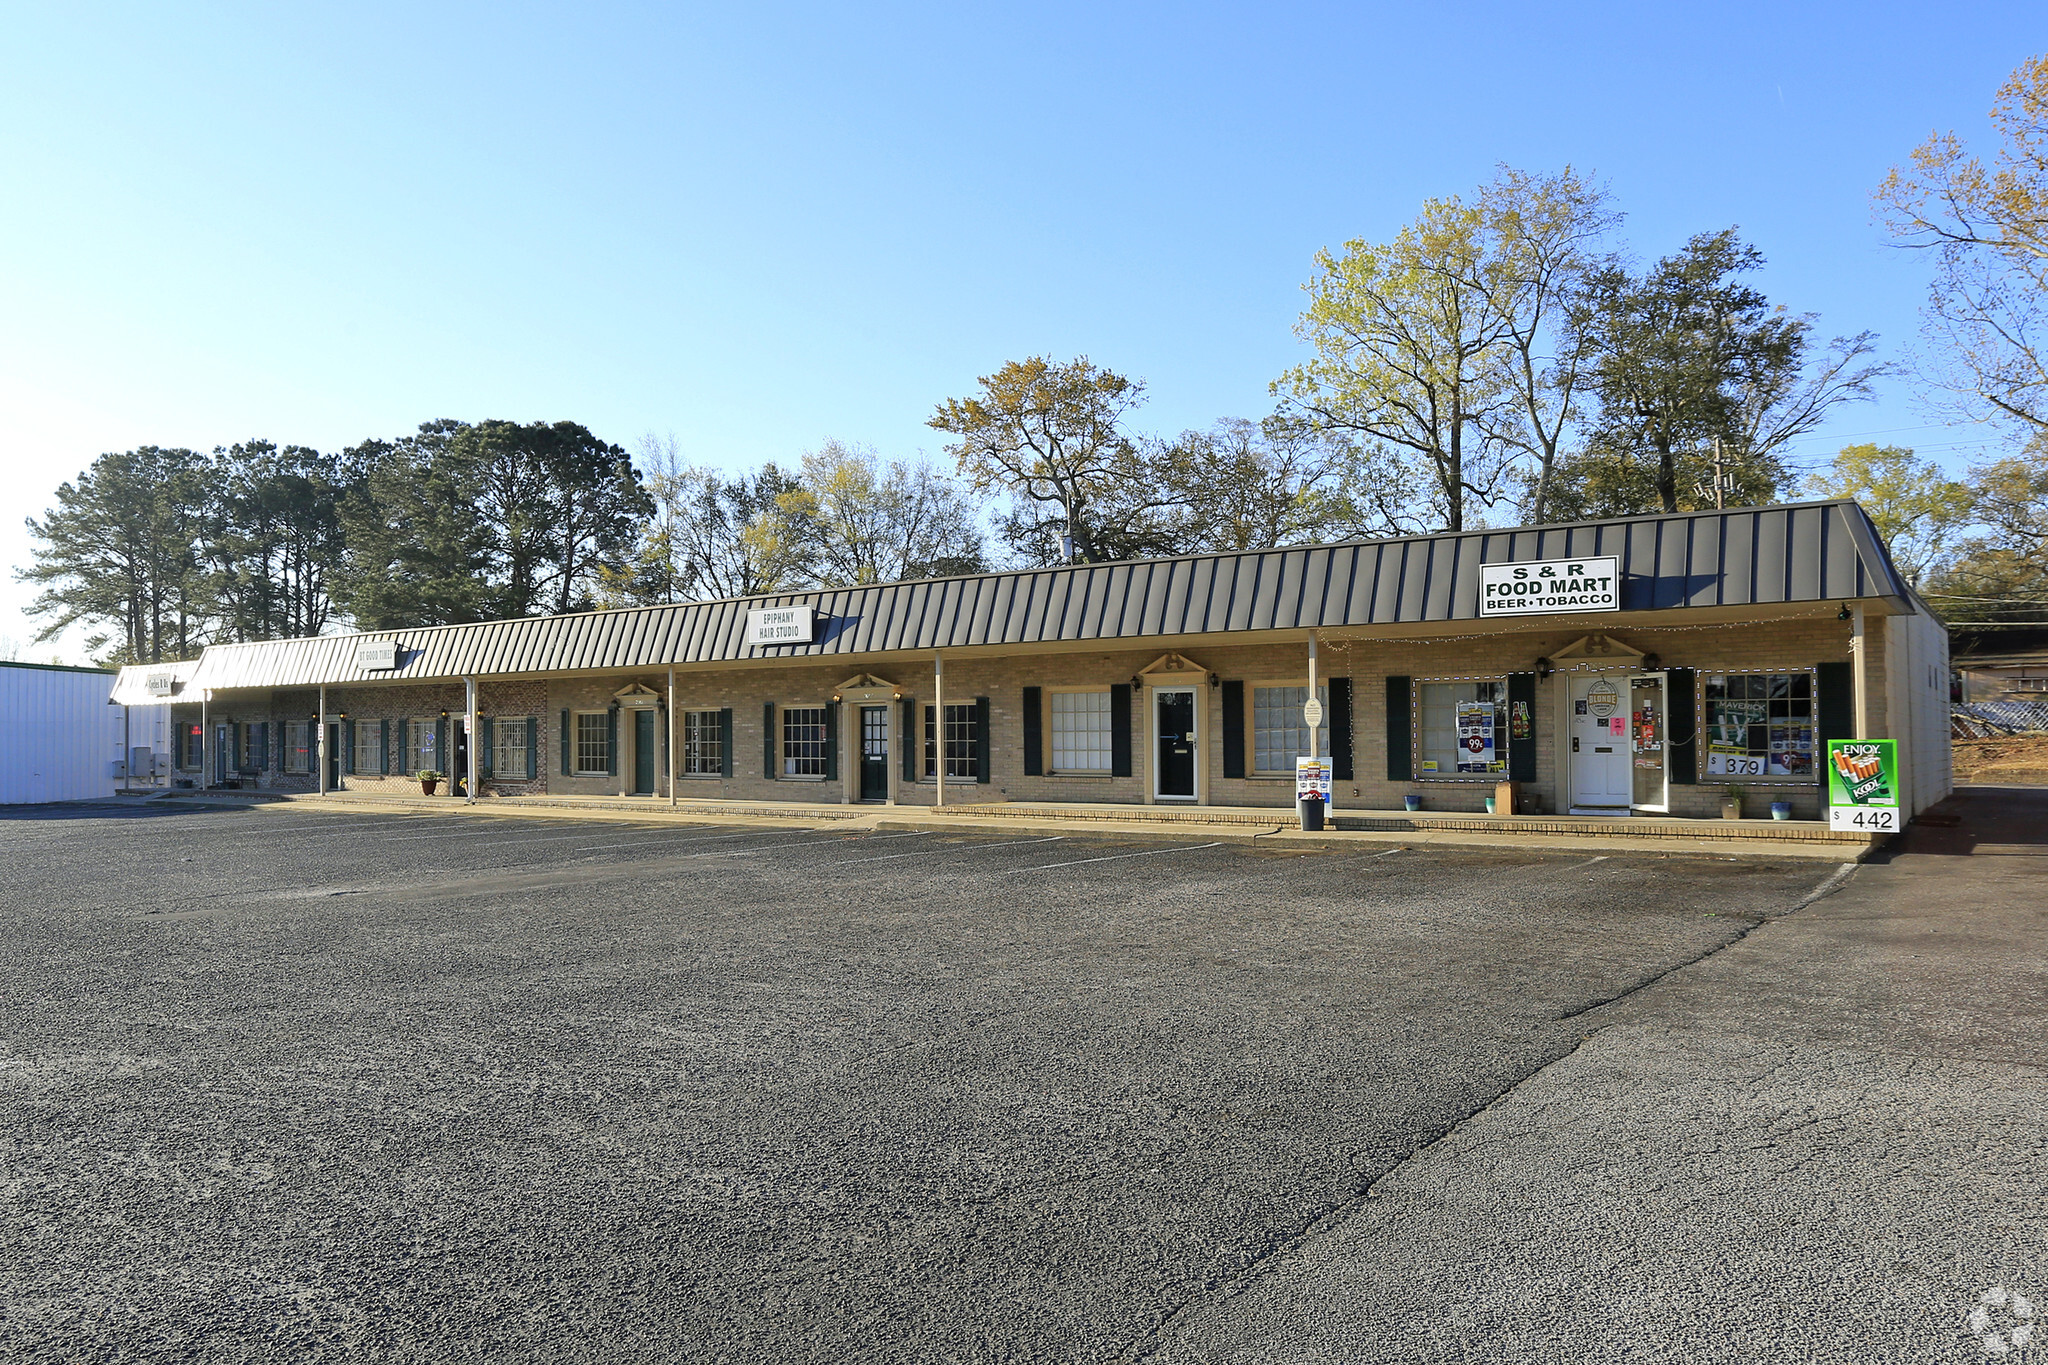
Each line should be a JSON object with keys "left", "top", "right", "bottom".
{"left": 109, "top": 501, "right": 1952, "bottom": 824}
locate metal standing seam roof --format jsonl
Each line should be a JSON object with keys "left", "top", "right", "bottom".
{"left": 168, "top": 500, "right": 1910, "bottom": 693}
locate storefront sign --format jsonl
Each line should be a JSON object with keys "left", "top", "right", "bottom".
{"left": 145, "top": 672, "right": 179, "bottom": 696}
{"left": 1456, "top": 701, "right": 1496, "bottom": 772}
{"left": 1826, "top": 739, "right": 1899, "bottom": 833}
{"left": 747, "top": 606, "right": 815, "bottom": 646}
{"left": 355, "top": 641, "right": 399, "bottom": 670}
{"left": 1296, "top": 756, "right": 1332, "bottom": 803}
{"left": 1479, "top": 557, "right": 1620, "bottom": 617}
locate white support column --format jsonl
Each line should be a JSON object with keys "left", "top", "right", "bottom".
{"left": 317, "top": 685, "right": 328, "bottom": 795}
{"left": 667, "top": 667, "right": 677, "bottom": 810}
{"left": 1850, "top": 604, "right": 1869, "bottom": 739}
{"left": 200, "top": 693, "right": 210, "bottom": 788}
{"left": 934, "top": 652, "right": 945, "bottom": 809}
{"left": 465, "top": 676, "right": 479, "bottom": 805}
{"left": 1301, "top": 630, "right": 1320, "bottom": 829}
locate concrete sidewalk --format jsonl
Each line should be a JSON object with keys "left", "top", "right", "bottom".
{"left": 1143, "top": 785, "right": 2048, "bottom": 1364}
{"left": 150, "top": 789, "right": 1877, "bottom": 861}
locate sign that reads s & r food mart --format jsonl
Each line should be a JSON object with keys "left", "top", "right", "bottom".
{"left": 1479, "top": 557, "right": 1621, "bottom": 617}
{"left": 747, "top": 606, "right": 815, "bottom": 646}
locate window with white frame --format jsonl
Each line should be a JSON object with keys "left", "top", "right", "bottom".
{"left": 284, "top": 721, "right": 312, "bottom": 774}
{"left": 406, "top": 718, "right": 439, "bottom": 776}
{"left": 352, "top": 722, "right": 380, "bottom": 775}
{"left": 1251, "top": 684, "right": 1329, "bottom": 774}
{"left": 1702, "top": 671, "right": 1815, "bottom": 779}
{"left": 683, "top": 711, "right": 723, "bottom": 776}
{"left": 782, "top": 706, "right": 828, "bottom": 777}
{"left": 1048, "top": 690, "right": 1112, "bottom": 773}
{"left": 494, "top": 718, "right": 528, "bottom": 779}
{"left": 923, "top": 704, "right": 977, "bottom": 779}
{"left": 1416, "top": 679, "right": 1507, "bottom": 777}
{"left": 574, "top": 711, "right": 609, "bottom": 775}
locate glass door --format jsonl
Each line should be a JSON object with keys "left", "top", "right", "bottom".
{"left": 1629, "top": 674, "right": 1668, "bottom": 812}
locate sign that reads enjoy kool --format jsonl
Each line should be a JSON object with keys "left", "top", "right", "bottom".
{"left": 747, "top": 606, "right": 815, "bottom": 646}
{"left": 1479, "top": 557, "right": 1620, "bottom": 617}
{"left": 1826, "top": 739, "right": 1900, "bottom": 834}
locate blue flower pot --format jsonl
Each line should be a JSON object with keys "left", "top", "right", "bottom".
{"left": 1403, "top": 794, "right": 1422, "bottom": 812}
{"left": 1770, "top": 801, "right": 1792, "bottom": 821}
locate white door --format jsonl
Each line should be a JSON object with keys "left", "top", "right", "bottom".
{"left": 1570, "top": 674, "right": 1631, "bottom": 813}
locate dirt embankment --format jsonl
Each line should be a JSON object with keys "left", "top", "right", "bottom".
{"left": 1953, "top": 735, "right": 2048, "bottom": 785}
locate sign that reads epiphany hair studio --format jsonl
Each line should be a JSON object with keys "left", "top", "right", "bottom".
{"left": 1479, "top": 557, "right": 1620, "bottom": 617}
{"left": 747, "top": 606, "right": 815, "bottom": 646}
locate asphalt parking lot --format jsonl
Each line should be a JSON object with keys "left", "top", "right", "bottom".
{"left": 0, "top": 802, "right": 1989, "bottom": 1362}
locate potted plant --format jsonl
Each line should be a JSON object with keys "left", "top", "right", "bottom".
{"left": 1721, "top": 785, "right": 1745, "bottom": 820}
{"left": 418, "top": 769, "right": 442, "bottom": 796}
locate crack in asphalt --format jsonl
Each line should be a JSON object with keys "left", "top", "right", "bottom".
{"left": 1113, "top": 859, "right": 1863, "bottom": 1365}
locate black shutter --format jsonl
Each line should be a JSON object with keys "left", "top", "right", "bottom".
{"left": 478, "top": 717, "right": 492, "bottom": 777}
{"left": 436, "top": 718, "right": 448, "bottom": 775}
{"left": 253, "top": 722, "right": 269, "bottom": 772}
{"left": 1021, "top": 686, "right": 1043, "bottom": 776}
{"left": 1817, "top": 661, "right": 1853, "bottom": 785}
{"left": 901, "top": 698, "right": 918, "bottom": 782}
{"left": 342, "top": 719, "right": 355, "bottom": 775}
{"left": 1507, "top": 673, "right": 1536, "bottom": 783}
{"left": 1221, "top": 680, "right": 1246, "bottom": 779}
{"left": 605, "top": 709, "right": 619, "bottom": 777}
{"left": 380, "top": 719, "right": 391, "bottom": 775}
{"left": 525, "top": 717, "right": 538, "bottom": 780}
{"left": 763, "top": 702, "right": 777, "bottom": 778}
{"left": 718, "top": 707, "right": 734, "bottom": 778}
{"left": 1110, "top": 683, "right": 1133, "bottom": 777}
{"left": 561, "top": 710, "right": 571, "bottom": 776}
{"left": 975, "top": 696, "right": 991, "bottom": 783}
{"left": 1385, "top": 676, "right": 1412, "bottom": 781}
{"left": 825, "top": 701, "right": 840, "bottom": 782}
{"left": 1328, "top": 677, "right": 1353, "bottom": 782}
{"left": 1665, "top": 668, "right": 1697, "bottom": 786}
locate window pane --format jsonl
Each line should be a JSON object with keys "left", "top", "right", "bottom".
{"left": 352, "top": 723, "right": 378, "bottom": 774}
{"left": 1704, "top": 672, "right": 1815, "bottom": 778}
{"left": 684, "top": 711, "right": 722, "bottom": 776}
{"left": 1049, "top": 691, "right": 1111, "bottom": 772}
{"left": 923, "top": 704, "right": 977, "bottom": 778}
{"left": 1416, "top": 680, "right": 1504, "bottom": 776}
{"left": 495, "top": 719, "right": 527, "bottom": 778}
{"left": 576, "top": 713, "right": 608, "bottom": 773}
{"left": 1252, "top": 685, "right": 1327, "bottom": 773}
{"left": 783, "top": 706, "right": 827, "bottom": 777}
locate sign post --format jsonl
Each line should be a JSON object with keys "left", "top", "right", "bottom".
{"left": 1826, "top": 739, "right": 1899, "bottom": 834}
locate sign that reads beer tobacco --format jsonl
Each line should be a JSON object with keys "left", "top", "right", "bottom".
{"left": 1479, "top": 556, "right": 1620, "bottom": 617}
{"left": 747, "top": 606, "right": 815, "bottom": 646}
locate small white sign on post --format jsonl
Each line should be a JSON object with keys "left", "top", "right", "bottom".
{"left": 1296, "top": 756, "right": 1332, "bottom": 804}
{"left": 747, "top": 606, "right": 815, "bottom": 646}
{"left": 1479, "top": 557, "right": 1621, "bottom": 617}
{"left": 1301, "top": 697, "right": 1324, "bottom": 729}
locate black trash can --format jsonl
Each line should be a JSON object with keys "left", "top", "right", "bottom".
{"left": 1299, "top": 797, "right": 1326, "bottom": 832}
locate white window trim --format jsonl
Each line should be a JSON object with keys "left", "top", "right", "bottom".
{"left": 572, "top": 709, "right": 610, "bottom": 777}
{"left": 681, "top": 709, "right": 723, "bottom": 779}
{"left": 780, "top": 704, "right": 830, "bottom": 781}
{"left": 1044, "top": 686, "right": 1114, "bottom": 777}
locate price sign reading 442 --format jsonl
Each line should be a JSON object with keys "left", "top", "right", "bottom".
{"left": 1826, "top": 739, "right": 1899, "bottom": 834}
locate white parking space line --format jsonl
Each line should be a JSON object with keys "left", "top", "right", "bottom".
{"left": 574, "top": 828, "right": 829, "bottom": 852}
{"left": 365, "top": 823, "right": 673, "bottom": 846}
{"left": 994, "top": 841, "right": 1225, "bottom": 874}
{"left": 833, "top": 835, "right": 1062, "bottom": 866}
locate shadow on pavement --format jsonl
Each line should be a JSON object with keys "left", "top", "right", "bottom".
{"left": 1868, "top": 784, "right": 2048, "bottom": 861}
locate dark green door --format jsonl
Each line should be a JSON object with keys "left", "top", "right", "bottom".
{"left": 633, "top": 708, "right": 657, "bottom": 795}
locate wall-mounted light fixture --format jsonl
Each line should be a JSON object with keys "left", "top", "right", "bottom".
{"left": 1641, "top": 653, "right": 1661, "bottom": 672}
{"left": 1535, "top": 657, "right": 1555, "bottom": 681}
{"left": 1837, "top": 603, "right": 1853, "bottom": 621}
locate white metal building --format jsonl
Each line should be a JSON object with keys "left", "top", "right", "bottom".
{"left": 0, "top": 661, "right": 123, "bottom": 804}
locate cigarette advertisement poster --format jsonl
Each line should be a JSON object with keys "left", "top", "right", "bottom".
{"left": 1456, "top": 702, "right": 1495, "bottom": 773}
{"left": 1826, "top": 739, "right": 1899, "bottom": 833}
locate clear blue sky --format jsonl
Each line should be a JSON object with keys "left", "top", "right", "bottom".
{"left": 0, "top": 3, "right": 2035, "bottom": 661}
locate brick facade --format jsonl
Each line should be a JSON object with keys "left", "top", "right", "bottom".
{"left": 166, "top": 611, "right": 1887, "bottom": 821}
